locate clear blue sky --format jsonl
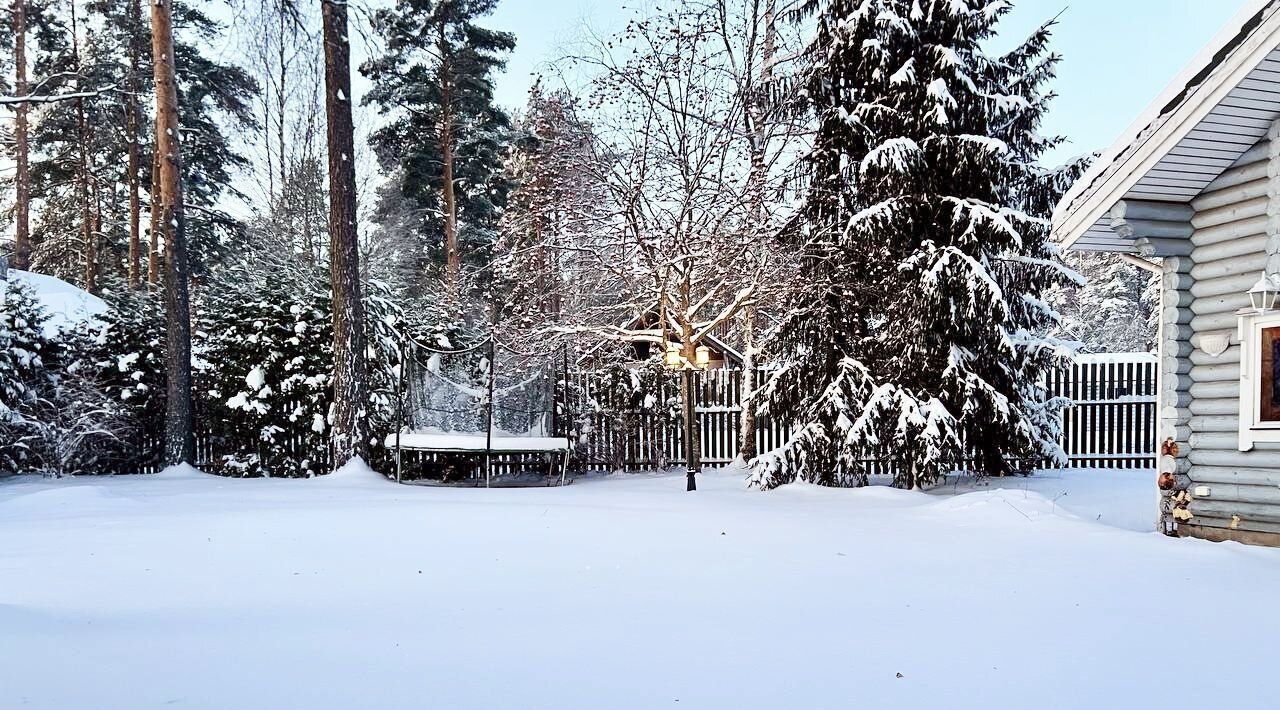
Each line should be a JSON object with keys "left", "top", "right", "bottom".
{"left": 478, "top": 0, "right": 1250, "bottom": 166}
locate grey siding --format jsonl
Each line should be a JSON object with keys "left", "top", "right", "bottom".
{"left": 1186, "top": 136, "right": 1280, "bottom": 533}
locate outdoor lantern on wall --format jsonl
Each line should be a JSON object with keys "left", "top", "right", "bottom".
{"left": 695, "top": 345, "right": 711, "bottom": 368}
{"left": 1249, "top": 271, "right": 1280, "bottom": 314}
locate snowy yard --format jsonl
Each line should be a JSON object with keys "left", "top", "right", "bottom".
{"left": 3, "top": 466, "right": 1278, "bottom": 709}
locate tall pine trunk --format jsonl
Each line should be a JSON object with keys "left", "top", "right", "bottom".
{"left": 151, "top": 0, "right": 194, "bottom": 464}
{"left": 322, "top": 0, "right": 368, "bottom": 467}
{"left": 125, "top": 0, "right": 143, "bottom": 288}
{"left": 437, "top": 23, "right": 460, "bottom": 300}
{"left": 11, "top": 0, "right": 30, "bottom": 270}
{"left": 71, "top": 0, "right": 96, "bottom": 292}
{"left": 148, "top": 148, "right": 161, "bottom": 286}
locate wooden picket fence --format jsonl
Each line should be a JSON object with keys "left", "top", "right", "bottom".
{"left": 1046, "top": 353, "right": 1158, "bottom": 469}
{"left": 127, "top": 353, "right": 1155, "bottom": 477}
{"left": 572, "top": 353, "right": 1158, "bottom": 473}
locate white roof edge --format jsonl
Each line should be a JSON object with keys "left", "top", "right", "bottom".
{"left": 1052, "top": 0, "right": 1280, "bottom": 249}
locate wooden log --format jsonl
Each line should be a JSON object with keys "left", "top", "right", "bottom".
{"left": 1190, "top": 311, "right": 1245, "bottom": 333}
{"left": 1188, "top": 361, "right": 1240, "bottom": 384}
{"left": 1190, "top": 465, "right": 1280, "bottom": 487}
{"left": 1189, "top": 380, "right": 1238, "bottom": 399}
{"left": 1189, "top": 346, "right": 1240, "bottom": 365}
{"left": 1187, "top": 394, "right": 1239, "bottom": 417}
{"left": 1189, "top": 432, "right": 1239, "bottom": 450}
{"left": 1190, "top": 499, "right": 1280, "bottom": 523}
{"left": 1190, "top": 233, "right": 1268, "bottom": 264}
{"left": 1190, "top": 293, "right": 1249, "bottom": 317}
{"left": 1188, "top": 414, "right": 1242, "bottom": 432}
{"left": 1111, "top": 199, "right": 1195, "bottom": 222}
{"left": 1190, "top": 270, "right": 1260, "bottom": 298}
{"left": 1190, "top": 252, "right": 1266, "bottom": 281}
{"left": 1195, "top": 162, "right": 1268, "bottom": 200}
{"left": 1180, "top": 518, "right": 1280, "bottom": 541}
{"left": 1190, "top": 195, "right": 1268, "bottom": 229}
{"left": 1189, "top": 446, "right": 1280, "bottom": 467}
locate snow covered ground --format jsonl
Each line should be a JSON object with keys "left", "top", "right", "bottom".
{"left": 2, "top": 465, "right": 1277, "bottom": 709}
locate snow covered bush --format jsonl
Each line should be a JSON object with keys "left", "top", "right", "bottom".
{"left": 81, "top": 286, "right": 170, "bottom": 472}
{"left": 750, "top": 0, "right": 1082, "bottom": 490}
{"left": 1, "top": 278, "right": 131, "bottom": 475}
{"left": 200, "top": 260, "right": 402, "bottom": 477}
{"left": 0, "top": 278, "right": 59, "bottom": 472}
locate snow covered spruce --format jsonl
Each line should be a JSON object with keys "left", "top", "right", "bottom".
{"left": 749, "top": 0, "right": 1085, "bottom": 490}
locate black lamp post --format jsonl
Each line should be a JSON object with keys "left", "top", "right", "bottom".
{"left": 664, "top": 341, "right": 711, "bottom": 491}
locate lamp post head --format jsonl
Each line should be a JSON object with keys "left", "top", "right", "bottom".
{"left": 694, "top": 345, "right": 711, "bottom": 368}
{"left": 663, "top": 342, "right": 684, "bottom": 369}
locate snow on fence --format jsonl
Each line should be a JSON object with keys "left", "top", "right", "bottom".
{"left": 572, "top": 353, "right": 1157, "bottom": 473}
{"left": 129, "top": 353, "right": 1154, "bottom": 476}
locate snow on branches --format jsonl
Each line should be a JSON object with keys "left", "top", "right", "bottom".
{"left": 750, "top": 0, "right": 1082, "bottom": 489}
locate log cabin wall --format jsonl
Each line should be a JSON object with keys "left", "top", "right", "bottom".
{"left": 1184, "top": 131, "right": 1280, "bottom": 541}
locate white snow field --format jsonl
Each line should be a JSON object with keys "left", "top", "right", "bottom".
{"left": 3, "top": 465, "right": 1278, "bottom": 710}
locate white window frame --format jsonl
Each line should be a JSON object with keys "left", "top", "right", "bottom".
{"left": 1237, "top": 310, "right": 1280, "bottom": 451}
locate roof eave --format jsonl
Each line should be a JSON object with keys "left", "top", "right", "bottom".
{"left": 1053, "top": 0, "right": 1280, "bottom": 251}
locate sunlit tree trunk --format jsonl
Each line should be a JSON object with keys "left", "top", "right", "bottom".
{"left": 71, "top": 0, "right": 97, "bottom": 292}
{"left": 151, "top": 0, "right": 195, "bottom": 463}
{"left": 322, "top": 0, "right": 368, "bottom": 467}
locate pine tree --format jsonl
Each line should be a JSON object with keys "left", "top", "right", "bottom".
{"left": 361, "top": 0, "right": 516, "bottom": 299}
{"left": 16, "top": 1, "right": 255, "bottom": 288}
{"left": 750, "top": 0, "right": 1081, "bottom": 489}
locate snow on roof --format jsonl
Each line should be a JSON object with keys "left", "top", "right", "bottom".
{"left": 5, "top": 269, "right": 108, "bottom": 337}
{"left": 1053, "top": 0, "right": 1280, "bottom": 250}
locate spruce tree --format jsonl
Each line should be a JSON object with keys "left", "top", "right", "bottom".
{"left": 84, "top": 284, "right": 169, "bottom": 470}
{"left": 0, "top": 277, "right": 57, "bottom": 472}
{"left": 750, "top": 0, "right": 1081, "bottom": 489}
{"left": 1053, "top": 251, "right": 1158, "bottom": 353}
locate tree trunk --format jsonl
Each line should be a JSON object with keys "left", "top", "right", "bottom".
{"left": 11, "top": 0, "right": 31, "bottom": 271}
{"left": 277, "top": 5, "right": 287, "bottom": 199}
{"left": 151, "top": 0, "right": 194, "bottom": 464}
{"left": 71, "top": 0, "right": 96, "bottom": 292}
{"left": 738, "top": 312, "right": 757, "bottom": 462}
{"left": 437, "top": 23, "right": 460, "bottom": 300}
{"left": 125, "top": 0, "right": 143, "bottom": 288}
{"left": 736, "top": 0, "right": 776, "bottom": 464}
{"left": 322, "top": 0, "right": 368, "bottom": 467}
{"left": 148, "top": 148, "right": 161, "bottom": 286}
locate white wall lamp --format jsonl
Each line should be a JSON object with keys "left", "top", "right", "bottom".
{"left": 1248, "top": 270, "right": 1280, "bottom": 313}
